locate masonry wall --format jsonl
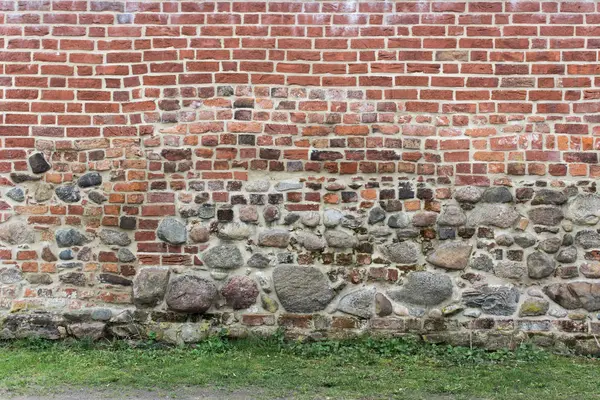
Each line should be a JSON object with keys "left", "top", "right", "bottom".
{"left": 1, "top": 0, "right": 600, "bottom": 351}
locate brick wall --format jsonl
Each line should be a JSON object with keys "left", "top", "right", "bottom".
{"left": 1, "top": 0, "right": 600, "bottom": 350}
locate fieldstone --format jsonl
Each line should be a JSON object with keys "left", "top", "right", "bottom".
{"left": 283, "top": 213, "right": 300, "bottom": 225}
{"left": 117, "top": 248, "right": 136, "bottom": 263}
{"left": 157, "top": 218, "right": 187, "bottom": 245}
{"left": 575, "top": 230, "right": 600, "bottom": 249}
{"left": 375, "top": 293, "right": 393, "bottom": 317}
{"left": 99, "top": 274, "right": 132, "bottom": 286}
{"left": 221, "top": 276, "right": 259, "bottom": 309}
{"left": 261, "top": 294, "right": 279, "bottom": 313}
{"left": 263, "top": 205, "right": 280, "bottom": 222}
{"left": 189, "top": 225, "right": 210, "bottom": 243}
{"left": 387, "top": 271, "right": 453, "bottom": 306}
{"left": 539, "top": 237, "right": 562, "bottom": 254}
{"left": 258, "top": 229, "right": 290, "bottom": 248}
{"left": 55, "top": 185, "right": 81, "bottom": 203}
{"left": 325, "top": 230, "right": 358, "bottom": 249}
{"left": 368, "top": 208, "right": 386, "bottom": 225}
{"left": 0, "top": 220, "right": 34, "bottom": 245}
{"left": 380, "top": 241, "right": 419, "bottom": 264}
{"left": 527, "top": 251, "right": 556, "bottom": 279}
{"left": 99, "top": 229, "right": 131, "bottom": 247}
{"left": 462, "top": 285, "right": 520, "bottom": 316}
{"left": 88, "top": 190, "right": 107, "bottom": 204}
{"left": 563, "top": 234, "right": 574, "bottom": 246}
{"left": 481, "top": 187, "right": 513, "bottom": 203}
{"left": 493, "top": 261, "right": 525, "bottom": 279}
{"left": 529, "top": 207, "right": 564, "bottom": 226}
{"left": 568, "top": 193, "right": 600, "bottom": 225}
{"left": 6, "top": 187, "right": 24, "bottom": 202}
{"left": 239, "top": 206, "right": 258, "bottom": 223}
{"left": 437, "top": 204, "right": 466, "bottom": 226}
{"left": 25, "top": 273, "right": 53, "bottom": 285}
{"left": 412, "top": 211, "right": 438, "bottom": 227}
{"left": 387, "top": 212, "right": 411, "bottom": 228}
{"left": 301, "top": 211, "right": 321, "bottom": 227}
{"left": 427, "top": 242, "right": 472, "bottom": 270}
{"left": 514, "top": 233, "right": 537, "bottom": 248}
{"left": 323, "top": 209, "right": 343, "bottom": 228}
{"left": 275, "top": 180, "right": 302, "bottom": 191}
{"left": 531, "top": 189, "right": 568, "bottom": 206}
{"left": 341, "top": 214, "right": 363, "bottom": 229}
{"left": 59, "top": 272, "right": 86, "bottom": 286}
{"left": 68, "top": 322, "right": 106, "bottom": 341}
{"left": 202, "top": 245, "right": 243, "bottom": 269}
{"left": 29, "top": 153, "right": 51, "bottom": 174}
{"left": 295, "top": 231, "right": 326, "bottom": 252}
{"left": 544, "top": 282, "right": 600, "bottom": 311}
{"left": 556, "top": 246, "right": 577, "bottom": 263}
{"left": 255, "top": 271, "right": 271, "bottom": 292}
{"left": 469, "top": 253, "right": 494, "bottom": 272}
{"left": 77, "top": 247, "right": 91, "bottom": 261}
{"left": 247, "top": 253, "right": 272, "bottom": 269}
{"left": 0, "top": 266, "right": 22, "bottom": 284}
{"left": 245, "top": 179, "right": 270, "bottom": 192}
{"left": 197, "top": 204, "right": 216, "bottom": 219}
{"left": 77, "top": 172, "right": 102, "bottom": 188}
{"left": 217, "top": 222, "right": 251, "bottom": 241}
{"left": 580, "top": 263, "right": 600, "bottom": 279}
{"left": 41, "top": 246, "right": 57, "bottom": 262}
{"left": 519, "top": 298, "right": 549, "bottom": 317}
{"left": 454, "top": 186, "right": 483, "bottom": 203}
{"left": 273, "top": 265, "right": 334, "bottom": 313}
{"left": 338, "top": 287, "right": 376, "bottom": 319}
{"left": 59, "top": 249, "right": 74, "bottom": 260}
{"left": 466, "top": 204, "right": 520, "bottom": 228}
{"left": 55, "top": 228, "right": 89, "bottom": 247}
{"left": 165, "top": 275, "right": 217, "bottom": 313}
{"left": 34, "top": 183, "right": 54, "bottom": 202}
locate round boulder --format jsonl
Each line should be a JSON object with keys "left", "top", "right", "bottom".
{"left": 273, "top": 265, "right": 334, "bottom": 313}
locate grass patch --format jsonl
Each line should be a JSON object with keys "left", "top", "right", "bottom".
{"left": 0, "top": 333, "right": 600, "bottom": 399}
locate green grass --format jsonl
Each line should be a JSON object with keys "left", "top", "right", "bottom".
{"left": 1, "top": 334, "right": 600, "bottom": 399}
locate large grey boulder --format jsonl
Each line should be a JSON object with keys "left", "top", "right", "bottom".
{"left": 462, "top": 285, "right": 519, "bottom": 316}
{"left": 568, "top": 193, "right": 600, "bottom": 225}
{"left": 531, "top": 189, "right": 568, "bottom": 206}
{"left": 202, "top": 245, "right": 243, "bottom": 269}
{"left": 466, "top": 204, "right": 520, "bottom": 228}
{"left": 325, "top": 230, "right": 358, "bottom": 249}
{"left": 0, "top": 220, "right": 34, "bottom": 245}
{"left": 481, "top": 187, "right": 513, "bottom": 203}
{"left": 387, "top": 271, "right": 453, "bottom": 306}
{"left": 337, "top": 287, "right": 376, "bottom": 319}
{"left": 157, "top": 218, "right": 187, "bottom": 245}
{"left": 133, "top": 267, "right": 170, "bottom": 306}
{"left": 165, "top": 275, "right": 217, "bottom": 313}
{"left": 55, "top": 228, "right": 89, "bottom": 247}
{"left": 426, "top": 242, "right": 472, "bottom": 270}
{"left": 273, "top": 265, "right": 334, "bottom": 313}
{"left": 575, "top": 230, "right": 600, "bottom": 249}
{"left": 544, "top": 282, "right": 600, "bottom": 311}
{"left": 295, "top": 231, "right": 326, "bottom": 251}
{"left": 437, "top": 204, "right": 466, "bottom": 226}
{"left": 380, "top": 241, "right": 419, "bottom": 264}
{"left": 258, "top": 229, "right": 290, "bottom": 248}
{"left": 527, "top": 251, "right": 556, "bottom": 279}
{"left": 454, "top": 186, "right": 483, "bottom": 203}
{"left": 528, "top": 207, "right": 564, "bottom": 226}
{"left": 99, "top": 229, "right": 131, "bottom": 247}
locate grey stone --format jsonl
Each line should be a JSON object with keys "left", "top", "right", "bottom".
{"left": 165, "top": 275, "right": 217, "bottom": 313}
{"left": 88, "top": 190, "right": 107, "bottom": 204}
{"left": 189, "top": 225, "right": 210, "bottom": 243}
{"left": 467, "top": 204, "right": 520, "bottom": 228}
{"left": 59, "top": 249, "right": 73, "bottom": 260}
{"left": 568, "top": 193, "right": 600, "bottom": 225}
{"left": 539, "top": 237, "right": 562, "bottom": 253}
{"left": 58, "top": 262, "right": 83, "bottom": 269}
{"left": 203, "top": 245, "right": 243, "bottom": 269}
{"left": 25, "top": 273, "right": 53, "bottom": 285}
{"left": 380, "top": 241, "right": 419, "bottom": 264}
{"left": 295, "top": 231, "right": 326, "bottom": 251}
{"left": 531, "top": 189, "right": 568, "bottom": 206}
{"left": 34, "top": 183, "right": 54, "bottom": 202}
{"left": 247, "top": 253, "right": 272, "bottom": 269}
{"left": 341, "top": 214, "right": 363, "bottom": 229}
{"left": 387, "top": 271, "right": 453, "bottom": 306}
{"left": 580, "top": 262, "right": 600, "bottom": 279}
{"left": 157, "top": 218, "right": 187, "bottom": 245}
{"left": 91, "top": 309, "right": 112, "bottom": 321}
{"left": 77, "top": 172, "right": 102, "bottom": 188}
{"left": 387, "top": 212, "right": 410, "bottom": 228}
{"left": 514, "top": 233, "right": 537, "bottom": 248}
{"left": 412, "top": 211, "right": 438, "bottom": 227}
{"left": 427, "top": 242, "right": 472, "bottom": 270}
{"left": 133, "top": 267, "right": 170, "bottom": 306}
{"left": 375, "top": 293, "right": 393, "bottom": 317}
{"left": 481, "top": 187, "right": 513, "bottom": 203}
{"left": 325, "top": 230, "right": 358, "bottom": 249}
{"left": 217, "top": 222, "right": 251, "bottom": 241}
{"left": 556, "top": 246, "right": 577, "bottom": 263}
{"left": 275, "top": 180, "right": 302, "bottom": 191}
{"left": 69, "top": 322, "right": 106, "bottom": 340}
{"left": 6, "top": 187, "right": 24, "bottom": 202}
{"left": 575, "top": 230, "right": 600, "bottom": 249}
{"left": 258, "top": 229, "right": 290, "bottom": 248}
{"left": 99, "top": 229, "right": 131, "bottom": 247}
{"left": 117, "top": 248, "right": 136, "bottom": 263}
{"left": 273, "top": 264, "right": 334, "bottom": 313}
{"left": 454, "top": 186, "right": 483, "bottom": 203}
{"left": 301, "top": 211, "right": 321, "bottom": 227}
{"left": 462, "top": 285, "right": 519, "bottom": 316}
{"left": 59, "top": 272, "right": 86, "bottom": 286}
{"left": 469, "top": 253, "right": 494, "bottom": 272}
{"left": 323, "top": 209, "right": 343, "bottom": 228}
{"left": 0, "top": 266, "right": 22, "bottom": 284}
{"left": 77, "top": 247, "right": 91, "bottom": 261}
{"left": 563, "top": 233, "right": 574, "bottom": 246}
{"left": 0, "top": 220, "right": 34, "bottom": 245}
{"left": 1, "top": 313, "right": 62, "bottom": 340}
{"left": 29, "top": 153, "right": 51, "bottom": 174}
{"left": 56, "top": 228, "right": 90, "bottom": 248}
{"left": 493, "top": 261, "right": 525, "bottom": 279}
{"left": 368, "top": 208, "right": 386, "bottom": 225}
{"left": 438, "top": 204, "right": 466, "bottom": 226}
{"left": 99, "top": 274, "right": 132, "bottom": 286}
{"left": 529, "top": 206, "right": 564, "bottom": 226}
{"left": 544, "top": 282, "right": 600, "bottom": 311}
{"left": 283, "top": 212, "right": 300, "bottom": 225}
{"left": 527, "top": 251, "right": 556, "bottom": 279}
{"left": 197, "top": 204, "right": 216, "bottom": 219}
{"left": 55, "top": 185, "right": 81, "bottom": 203}
{"left": 495, "top": 234, "right": 514, "bottom": 247}
{"left": 338, "top": 287, "right": 376, "bottom": 319}
{"left": 221, "top": 276, "right": 259, "bottom": 309}
{"left": 245, "top": 179, "right": 270, "bottom": 192}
